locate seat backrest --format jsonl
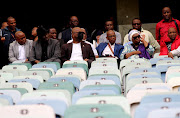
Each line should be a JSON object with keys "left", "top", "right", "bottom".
{"left": 76, "top": 95, "right": 130, "bottom": 114}
{"left": 56, "top": 68, "right": 87, "bottom": 81}
{"left": 2, "top": 65, "right": 28, "bottom": 71}
{"left": 0, "top": 83, "right": 33, "bottom": 93}
{"left": 0, "top": 105, "right": 55, "bottom": 118}
{"left": 32, "top": 63, "right": 58, "bottom": 72}
{"left": 38, "top": 81, "right": 75, "bottom": 95}
{"left": 64, "top": 104, "right": 131, "bottom": 118}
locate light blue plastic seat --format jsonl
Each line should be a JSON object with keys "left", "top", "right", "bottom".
{"left": 8, "top": 79, "right": 41, "bottom": 89}
{"left": 140, "top": 92, "right": 180, "bottom": 105}
{"left": 134, "top": 102, "right": 180, "bottom": 118}
{"left": 72, "top": 90, "right": 118, "bottom": 104}
{"left": 88, "top": 75, "right": 121, "bottom": 87}
{"left": 48, "top": 76, "right": 80, "bottom": 89}
{"left": 32, "top": 63, "right": 58, "bottom": 72}
{"left": 17, "top": 98, "right": 67, "bottom": 117}
{"left": 0, "top": 94, "right": 13, "bottom": 105}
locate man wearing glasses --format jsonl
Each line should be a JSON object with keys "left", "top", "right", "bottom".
{"left": 123, "top": 18, "right": 160, "bottom": 53}
{"left": 96, "top": 30, "right": 124, "bottom": 59}
{"left": 59, "top": 16, "right": 91, "bottom": 43}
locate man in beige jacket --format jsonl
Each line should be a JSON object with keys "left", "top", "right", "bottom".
{"left": 123, "top": 18, "right": 160, "bottom": 53}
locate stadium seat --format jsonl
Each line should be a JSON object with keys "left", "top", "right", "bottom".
{"left": 13, "top": 75, "right": 44, "bottom": 83}
{"left": 134, "top": 102, "right": 180, "bottom": 118}
{"left": 38, "top": 81, "right": 75, "bottom": 95}
{"left": 125, "top": 78, "right": 163, "bottom": 94}
{"left": 72, "top": 90, "right": 118, "bottom": 104}
{"left": 56, "top": 68, "right": 87, "bottom": 81}
{"left": 147, "top": 108, "right": 180, "bottom": 118}
{"left": 49, "top": 75, "right": 81, "bottom": 89}
{"left": 126, "top": 83, "right": 172, "bottom": 117}
{"left": 89, "top": 68, "right": 121, "bottom": 83}
{"left": 19, "top": 70, "right": 51, "bottom": 81}
{"left": 0, "top": 105, "right": 55, "bottom": 118}
{"left": 0, "top": 90, "right": 21, "bottom": 104}
{"left": 81, "top": 85, "right": 121, "bottom": 94}
{"left": 9, "top": 79, "right": 41, "bottom": 90}
{"left": 0, "top": 94, "right": 13, "bottom": 105}
{"left": 91, "top": 61, "right": 118, "bottom": 69}
{"left": 79, "top": 80, "right": 116, "bottom": 90}
{"left": 76, "top": 95, "right": 130, "bottom": 114}
{"left": 32, "top": 63, "right": 58, "bottom": 72}
{"left": 29, "top": 68, "right": 54, "bottom": 76}
{"left": 2, "top": 65, "right": 28, "bottom": 71}
{"left": 64, "top": 104, "right": 131, "bottom": 118}
{"left": 0, "top": 73, "right": 13, "bottom": 82}
{"left": 88, "top": 75, "right": 121, "bottom": 87}
{"left": 140, "top": 92, "right": 180, "bottom": 104}
{"left": 17, "top": 98, "right": 67, "bottom": 117}
{"left": 38, "top": 62, "right": 61, "bottom": 70}
{"left": 63, "top": 62, "right": 88, "bottom": 75}
{"left": 21, "top": 90, "right": 71, "bottom": 106}
{"left": 9, "top": 63, "right": 32, "bottom": 69}
{"left": 0, "top": 83, "right": 33, "bottom": 93}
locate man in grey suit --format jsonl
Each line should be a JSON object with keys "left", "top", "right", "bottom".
{"left": 9, "top": 31, "right": 33, "bottom": 63}
{"left": 29, "top": 26, "right": 61, "bottom": 64}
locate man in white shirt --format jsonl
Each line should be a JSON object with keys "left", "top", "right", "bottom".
{"left": 67, "top": 28, "right": 98, "bottom": 58}
{"left": 61, "top": 27, "right": 95, "bottom": 68}
{"left": 96, "top": 30, "right": 124, "bottom": 59}
{"left": 9, "top": 31, "right": 33, "bottom": 63}
{"left": 99, "top": 19, "right": 122, "bottom": 44}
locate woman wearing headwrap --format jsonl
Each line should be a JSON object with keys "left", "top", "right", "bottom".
{"left": 120, "top": 29, "right": 154, "bottom": 59}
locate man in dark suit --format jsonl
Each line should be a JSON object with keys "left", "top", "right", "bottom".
{"left": 59, "top": 16, "right": 92, "bottom": 43}
{"left": 29, "top": 26, "right": 61, "bottom": 64}
{"left": 61, "top": 27, "right": 95, "bottom": 68}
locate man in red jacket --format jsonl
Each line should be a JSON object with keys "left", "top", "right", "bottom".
{"left": 160, "top": 27, "right": 180, "bottom": 55}
{"left": 156, "top": 7, "right": 180, "bottom": 45}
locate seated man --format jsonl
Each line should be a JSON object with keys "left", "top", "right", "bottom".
{"left": 120, "top": 29, "right": 154, "bottom": 59}
{"left": 160, "top": 27, "right": 180, "bottom": 55}
{"left": 61, "top": 27, "right": 95, "bottom": 68}
{"left": 67, "top": 28, "right": 98, "bottom": 58}
{"left": 29, "top": 26, "right": 61, "bottom": 64}
{"left": 9, "top": 31, "right": 33, "bottom": 63}
{"left": 96, "top": 30, "right": 124, "bottom": 59}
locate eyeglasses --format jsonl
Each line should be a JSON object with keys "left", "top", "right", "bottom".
{"left": 108, "top": 35, "right": 116, "bottom": 38}
{"left": 132, "top": 35, "right": 140, "bottom": 40}
{"left": 132, "top": 23, "right": 141, "bottom": 25}
{"left": 71, "top": 20, "right": 79, "bottom": 23}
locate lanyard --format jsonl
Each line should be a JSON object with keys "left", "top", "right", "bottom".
{"left": 107, "top": 43, "right": 114, "bottom": 55}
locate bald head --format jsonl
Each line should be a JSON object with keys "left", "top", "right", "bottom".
{"left": 15, "top": 31, "right": 26, "bottom": 45}
{"left": 168, "top": 27, "right": 177, "bottom": 40}
{"left": 106, "top": 30, "right": 116, "bottom": 45}
{"left": 72, "top": 27, "right": 82, "bottom": 43}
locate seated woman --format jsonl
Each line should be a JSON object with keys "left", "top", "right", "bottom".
{"left": 120, "top": 29, "right": 154, "bottom": 59}
{"left": 160, "top": 27, "right": 180, "bottom": 55}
